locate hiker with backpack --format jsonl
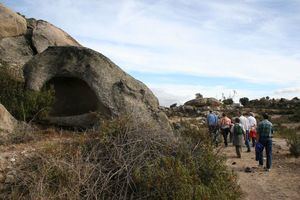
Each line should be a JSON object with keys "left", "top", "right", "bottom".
{"left": 219, "top": 113, "right": 232, "bottom": 147}
{"left": 207, "top": 110, "right": 219, "bottom": 146}
{"left": 257, "top": 113, "right": 274, "bottom": 171}
{"left": 231, "top": 118, "right": 245, "bottom": 158}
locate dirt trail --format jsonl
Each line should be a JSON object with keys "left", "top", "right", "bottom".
{"left": 222, "top": 138, "right": 300, "bottom": 200}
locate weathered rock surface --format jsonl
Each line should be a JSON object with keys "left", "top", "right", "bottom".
{"left": 30, "top": 19, "right": 81, "bottom": 53}
{"left": 0, "top": 4, "right": 27, "bottom": 38}
{"left": 0, "top": 35, "right": 34, "bottom": 72}
{"left": 0, "top": 104, "right": 17, "bottom": 133}
{"left": 24, "top": 46, "right": 171, "bottom": 132}
{"left": 184, "top": 97, "right": 221, "bottom": 108}
{"left": 0, "top": 4, "right": 81, "bottom": 75}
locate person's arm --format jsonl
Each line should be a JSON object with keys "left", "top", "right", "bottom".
{"left": 256, "top": 124, "right": 260, "bottom": 141}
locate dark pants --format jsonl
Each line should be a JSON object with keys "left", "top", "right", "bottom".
{"left": 252, "top": 137, "right": 256, "bottom": 147}
{"left": 208, "top": 125, "right": 218, "bottom": 146}
{"left": 245, "top": 130, "right": 251, "bottom": 151}
{"left": 258, "top": 138, "right": 272, "bottom": 169}
{"left": 221, "top": 128, "right": 230, "bottom": 146}
{"left": 235, "top": 145, "right": 242, "bottom": 158}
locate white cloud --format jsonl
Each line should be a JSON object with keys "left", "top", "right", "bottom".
{"left": 5, "top": 0, "right": 300, "bottom": 104}
{"left": 274, "top": 87, "right": 300, "bottom": 95}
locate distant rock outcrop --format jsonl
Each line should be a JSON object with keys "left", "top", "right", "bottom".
{"left": 24, "top": 46, "right": 171, "bottom": 131}
{"left": 184, "top": 97, "right": 221, "bottom": 108}
{"left": 0, "top": 4, "right": 27, "bottom": 38}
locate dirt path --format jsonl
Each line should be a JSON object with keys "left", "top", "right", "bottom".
{"left": 222, "top": 138, "right": 300, "bottom": 200}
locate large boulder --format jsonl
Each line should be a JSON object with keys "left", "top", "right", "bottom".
{"left": 29, "top": 19, "right": 81, "bottom": 53}
{"left": 0, "top": 4, "right": 81, "bottom": 75}
{"left": 23, "top": 46, "right": 171, "bottom": 132}
{"left": 0, "top": 35, "right": 34, "bottom": 76}
{"left": 184, "top": 97, "right": 221, "bottom": 108}
{"left": 0, "top": 3, "right": 27, "bottom": 38}
{"left": 0, "top": 104, "right": 17, "bottom": 133}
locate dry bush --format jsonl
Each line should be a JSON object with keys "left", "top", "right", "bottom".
{"left": 3, "top": 115, "right": 241, "bottom": 199}
{"left": 286, "top": 131, "right": 300, "bottom": 158}
{"left": 277, "top": 127, "right": 300, "bottom": 158}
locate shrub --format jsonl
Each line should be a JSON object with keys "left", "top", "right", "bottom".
{"left": 286, "top": 131, "right": 300, "bottom": 158}
{"left": 3, "top": 116, "right": 241, "bottom": 199}
{"left": 276, "top": 127, "right": 300, "bottom": 158}
{"left": 289, "top": 106, "right": 300, "bottom": 122}
{"left": 239, "top": 97, "right": 249, "bottom": 107}
{"left": 222, "top": 98, "right": 234, "bottom": 105}
{"left": 0, "top": 64, "right": 55, "bottom": 121}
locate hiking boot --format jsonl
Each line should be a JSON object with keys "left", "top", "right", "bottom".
{"left": 265, "top": 167, "right": 271, "bottom": 172}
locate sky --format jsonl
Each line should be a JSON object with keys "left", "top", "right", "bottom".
{"left": 3, "top": 0, "right": 300, "bottom": 106}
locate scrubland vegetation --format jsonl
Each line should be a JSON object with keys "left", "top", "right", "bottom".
{"left": 2, "top": 117, "right": 241, "bottom": 200}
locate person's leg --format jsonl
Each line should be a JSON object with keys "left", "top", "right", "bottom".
{"left": 224, "top": 128, "right": 229, "bottom": 147}
{"left": 266, "top": 139, "right": 273, "bottom": 169}
{"left": 229, "top": 131, "right": 233, "bottom": 143}
{"left": 245, "top": 130, "right": 251, "bottom": 152}
{"left": 258, "top": 139, "right": 265, "bottom": 166}
{"left": 221, "top": 129, "right": 227, "bottom": 147}
{"left": 235, "top": 145, "right": 241, "bottom": 158}
{"left": 214, "top": 126, "right": 219, "bottom": 146}
{"left": 252, "top": 137, "right": 256, "bottom": 147}
{"left": 208, "top": 126, "right": 214, "bottom": 143}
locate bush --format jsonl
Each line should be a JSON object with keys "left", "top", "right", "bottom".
{"left": 0, "top": 64, "right": 55, "bottom": 121}
{"left": 286, "top": 131, "right": 300, "bottom": 158}
{"left": 222, "top": 98, "right": 233, "bottom": 105}
{"left": 239, "top": 97, "right": 249, "bottom": 107}
{"left": 289, "top": 107, "right": 300, "bottom": 122}
{"left": 276, "top": 127, "right": 300, "bottom": 158}
{"left": 3, "top": 117, "right": 241, "bottom": 199}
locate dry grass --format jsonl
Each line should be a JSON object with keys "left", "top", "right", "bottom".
{"left": 1, "top": 115, "right": 241, "bottom": 200}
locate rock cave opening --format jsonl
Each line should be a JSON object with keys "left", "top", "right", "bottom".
{"left": 46, "top": 77, "right": 98, "bottom": 117}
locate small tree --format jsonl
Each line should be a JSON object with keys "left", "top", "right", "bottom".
{"left": 195, "top": 93, "right": 203, "bottom": 99}
{"left": 239, "top": 97, "right": 249, "bottom": 107}
{"left": 223, "top": 98, "right": 234, "bottom": 105}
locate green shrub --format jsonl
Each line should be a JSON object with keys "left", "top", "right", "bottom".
{"left": 222, "top": 98, "right": 234, "bottom": 105}
{"left": 0, "top": 64, "right": 55, "bottom": 121}
{"left": 286, "top": 132, "right": 300, "bottom": 158}
{"left": 239, "top": 97, "right": 249, "bottom": 107}
{"left": 290, "top": 106, "right": 300, "bottom": 122}
{"left": 277, "top": 127, "right": 300, "bottom": 158}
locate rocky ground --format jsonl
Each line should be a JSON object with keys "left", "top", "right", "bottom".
{"left": 222, "top": 138, "right": 300, "bottom": 200}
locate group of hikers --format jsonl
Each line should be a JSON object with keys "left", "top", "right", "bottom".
{"left": 207, "top": 110, "right": 274, "bottom": 172}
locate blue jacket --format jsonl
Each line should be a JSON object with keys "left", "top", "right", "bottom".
{"left": 207, "top": 113, "right": 218, "bottom": 126}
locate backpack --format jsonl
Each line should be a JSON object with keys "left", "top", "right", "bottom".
{"left": 234, "top": 124, "right": 243, "bottom": 135}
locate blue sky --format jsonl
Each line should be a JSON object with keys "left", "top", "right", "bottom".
{"left": 3, "top": 0, "right": 300, "bottom": 106}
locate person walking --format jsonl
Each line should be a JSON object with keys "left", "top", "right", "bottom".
{"left": 219, "top": 113, "right": 232, "bottom": 147}
{"left": 257, "top": 113, "right": 273, "bottom": 171}
{"left": 248, "top": 112, "right": 257, "bottom": 147}
{"left": 231, "top": 118, "right": 245, "bottom": 158}
{"left": 239, "top": 111, "right": 251, "bottom": 152}
{"left": 207, "top": 110, "right": 219, "bottom": 146}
